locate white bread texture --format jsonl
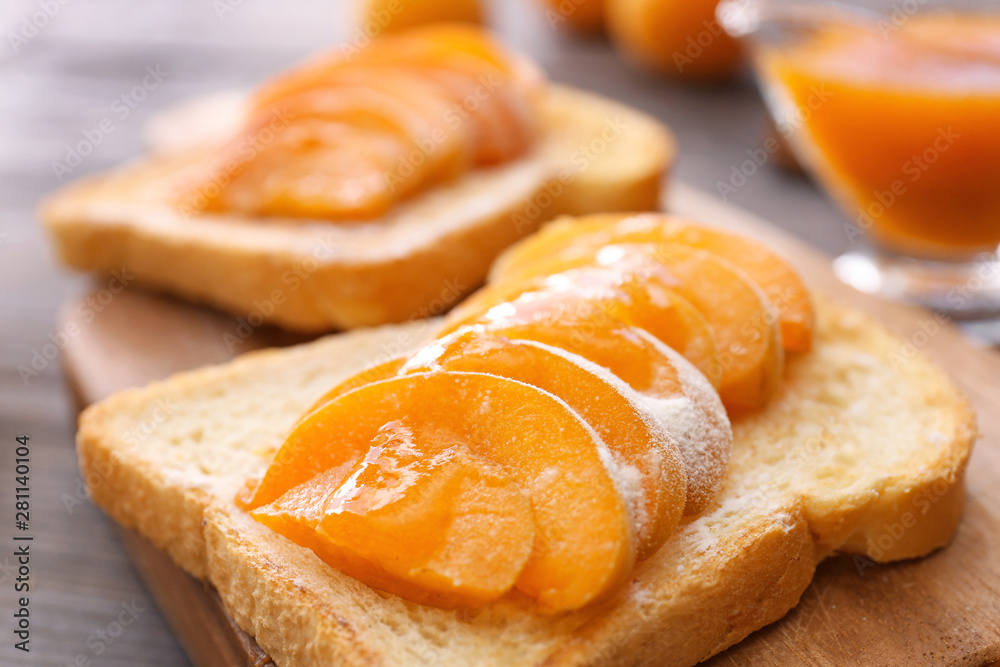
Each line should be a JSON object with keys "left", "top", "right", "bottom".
{"left": 41, "top": 85, "right": 674, "bottom": 333}
{"left": 76, "top": 297, "right": 976, "bottom": 666}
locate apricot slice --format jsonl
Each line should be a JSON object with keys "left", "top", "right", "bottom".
{"left": 430, "top": 319, "right": 730, "bottom": 515}
{"left": 303, "top": 356, "right": 406, "bottom": 418}
{"left": 492, "top": 213, "right": 815, "bottom": 352}
{"left": 400, "top": 330, "right": 687, "bottom": 558}
{"left": 246, "top": 371, "right": 636, "bottom": 611}
{"left": 253, "top": 25, "right": 542, "bottom": 113}
{"left": 493, "top": 243, "right": 783, "bottom": 413}
{"left": 191, "top": 114, "right": 407, "bottom": 219}
{"left": 192, "top": 25, "right": 542, "bottom": 220}
{"left": 201, "top": 73, "right": 473, "bottom": 218}
{"left": 306, "top": 26, "right": 543, "bottom": 150}
{"left": 263, "top": 63, "right": 532, "bottom": 170}
{"left": 252, "top": 431, "right": 534, "bottom": 607}
{"left": 443, "top": 267, "right": 721, "bottom": 386}
{"left": 306, "top": 319, "right": 731, "bottom": 516}
{"left": 279, "top": 71, "right": 470, "bottom": 176}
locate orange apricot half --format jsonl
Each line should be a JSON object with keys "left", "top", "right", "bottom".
{"left": 430, "top": 319, "right": 731, "bottom": 515}
{"left": 252, "top": 432, "right": 534, "bottom": 608}
{"left": 252, "top": 25, "right": 530, "bottom": 111}
{"left": 492, "top": 213, "right": 814, "bottom": 351}
{"left": 494, "top": 243, "right": 783, "bottom": 413}
{"left": 191, "top": 25, "right": 542, "bottom": 221}
{"left": 400, "top": 329, "right": 687, "bottom": 558}
{"left": 304, "top": 356, "right": 406, "bottom": 417}
{"left": 246, "top": 371, "right": 636, "bottom": 612}
{"left": 442, "top": 266, "right": 721, "bottom": 386}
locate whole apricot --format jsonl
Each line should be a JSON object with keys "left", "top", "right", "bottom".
{"left": 360, "top": 0, "right": 485, "bottom": 34}
{"left": 606, "top": 0, "right": 743, "bottom": 81}
{"left": 540, "top": 0, "right": 605, "bottom": 33}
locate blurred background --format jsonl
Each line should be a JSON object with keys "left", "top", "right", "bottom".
{"left": 0, "top": 0, "right": 851, "bottom": 665}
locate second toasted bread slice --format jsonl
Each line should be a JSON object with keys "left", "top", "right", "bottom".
{"left": 41, "top": 86, "right": 674, "bottom": 332}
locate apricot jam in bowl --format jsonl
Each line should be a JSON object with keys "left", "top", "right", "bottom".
{"left": 719, "top": 0, "right": 1000, "bottom": 322}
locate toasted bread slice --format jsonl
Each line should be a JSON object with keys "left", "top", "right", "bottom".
{"left": 40, "top": 85, "right": 673, "bottom": 333}
{"left": 77, "top": 298, "right": 975, "bottom": 666}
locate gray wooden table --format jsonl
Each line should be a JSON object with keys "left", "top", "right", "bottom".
{"left": 0, "top": 1, "right": 854, "bottom": 665}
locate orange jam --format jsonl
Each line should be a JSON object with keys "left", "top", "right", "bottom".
{"left": 759, "top": 15, "right": 1000, "bottom": 257}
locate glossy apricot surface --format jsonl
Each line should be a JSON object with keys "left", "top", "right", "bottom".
{"left": 493, "top": 213, "right": 814, "bottom": 351}
{"left": 491, "top": 242, "right": 783, "bottom": 412}
{"left": 186, "top": 25, "right": 541, "bottom": 220}
{"left": 247, "top": 371, "right": 636, "bottom": 611}
{"left": 253, "top": 435, "right": 534, "bottom": 607}
{"left": 443, "top": 265, "right": 721, "bottom": 386}
{"left": 400, "top": 329, "right": 686, "bottom": 558}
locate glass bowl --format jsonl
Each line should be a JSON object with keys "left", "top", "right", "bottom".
{"left": 719, "top": 0, "right": 1000, "bottom": 321}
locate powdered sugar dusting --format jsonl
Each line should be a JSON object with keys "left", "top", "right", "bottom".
{"left": 632, "top": 328, "right": 733, "bottom": 512}
{"left": 496, "top": 374, "right": 643, "bottom": 541}
{"left": 511, "top": 339, "right": 684, "bottom": 545}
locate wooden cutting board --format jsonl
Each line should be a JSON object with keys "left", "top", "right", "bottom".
{"left": 61, "top": 184, "right": 1000, "bottom": 667}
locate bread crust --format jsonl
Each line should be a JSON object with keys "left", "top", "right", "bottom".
{"left": 76, "top": 299, "right": 976, "bottom": 666}
{"left": 43, "top": 86, "right": 675, "bottom": 332}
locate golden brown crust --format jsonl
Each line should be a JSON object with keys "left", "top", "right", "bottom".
{"left": 42, "top": 86, "right": 675, "bottom": 333}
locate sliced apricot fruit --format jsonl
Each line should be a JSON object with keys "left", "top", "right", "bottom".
{"left": 252, "top": 25, "right": 527, "bottom": 110}
{"left": 303, "top": 356, "right": 406, "bottom": 417}
{"left": 429, "top": 318, "right": 730, "bottom": 515}
{"left": 279, "top": 71, "right": 470, "bottom": 177}
{"left": 443, "top": 266, "right": 721, "bottom": 386}
{"left": 246, "top": 371, "right": 636, "bottom": 612}
{"left": 491, "top": 243, "right": 783, "bottom": 413}
{"left": 399, "top": 329, "right": 687, "bottom": 558}
{"left": 189, "top": 25, "right": 542, "bottom": 220}
{"left": 492, "top": 213, "right": 815, "bottom": 352}
{"left": 252, "top": 429, "right": 534, "bottom": 607}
